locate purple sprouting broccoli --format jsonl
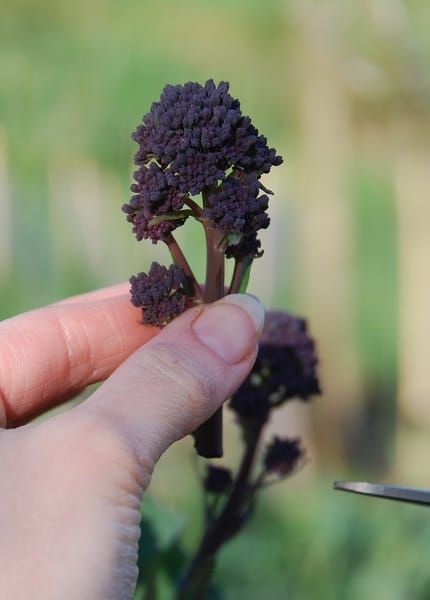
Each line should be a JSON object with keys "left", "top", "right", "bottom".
{"left": 227, "top": 309, "right": 319, "bottom": 480}
{"left": 230, "top": 310, "right": 320, "bottom": 427}
{"left": 123, "top": 80, "right": 283, "bottom": 458}
{"left": 129, "top": 80, "right": 281, "bottom": 200}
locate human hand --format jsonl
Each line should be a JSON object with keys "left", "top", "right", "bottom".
{"left": 0, "top": 284, "right": 264, "bottom": 599}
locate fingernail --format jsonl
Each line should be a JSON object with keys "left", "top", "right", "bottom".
{"left": 192, "top": 294, "right": 265, "bottom": 364}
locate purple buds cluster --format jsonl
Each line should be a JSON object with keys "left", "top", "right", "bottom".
{"left": 129, "top": 263, "right": 187, "bottom": 327}
{"left": 124, "top": 163, "right": 186, "bottom": 242}
{"left": 123, "top": 80, "right": 282, "bottom": 328}
{"left": 130, "top": 79, "right": 281, "bottom": 196}
{"left": 229, "top": 311, "right": 320, "bottom": 424}
{"left": 203, "top": 173, "right": 269, "bottom": 236}
{"left": 263, "top": 436, "right": 304, "bottom": 476}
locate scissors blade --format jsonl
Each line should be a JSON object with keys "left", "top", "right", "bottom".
{"left": 334, "top": 481, "right": 430, "bottom": 506}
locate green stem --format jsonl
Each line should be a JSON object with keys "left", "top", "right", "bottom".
{"left": 228, "top": 258, "right": 245, "bottom": 294}
{"left": 229, "top": 255, "right": 253, "bottom": 295}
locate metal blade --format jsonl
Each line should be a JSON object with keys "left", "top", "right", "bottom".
{"left": 334, "top": 481, "right": 430, "bottom": 506}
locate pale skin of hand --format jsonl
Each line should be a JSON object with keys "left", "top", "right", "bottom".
{"left": 0, "top": 284, "right": 264, "bottom": 600}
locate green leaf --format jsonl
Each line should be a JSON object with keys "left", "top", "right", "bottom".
{"left": 223, "top": 231, "right": 242, "bottom": 247}
{"left": 149, "top": 210, "right": 194, "bottom": 225}
{"left": 135, "top": 494, "right": 187, "bottom": 598}
{"left": 135, "top": 517, "right": 160, "bottom": 599}
{"left": 140, "top": 493, "right": 186, "bottom": 551}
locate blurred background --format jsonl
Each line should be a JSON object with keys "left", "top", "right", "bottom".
{"left": 2, "top": 0, "right": 430, "bottom": 597}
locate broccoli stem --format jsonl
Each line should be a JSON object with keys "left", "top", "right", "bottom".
{"left": 165, "top": 233, "right": 202, "bottom": 300}
{"left": 229, "top": 255, "right": 255, "bottom": 294}
{"left": 202, "top": 227, "right": 225, "bottom": 303}
{"left": 192, "top": 188, "right": 225, "bottom": 458}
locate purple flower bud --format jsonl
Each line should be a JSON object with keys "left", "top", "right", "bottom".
{"left": 263, "top": 437, "right": 304, "bottom": 476}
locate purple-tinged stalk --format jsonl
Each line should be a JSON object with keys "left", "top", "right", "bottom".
{"left": 176, "top": 311, "right": 321, "bottom": 598}
{"left": 122, "top": 80, "right": 282, "bottom": 457}
{"left": 192, "top": 186, "right": 227, "bottom": 457}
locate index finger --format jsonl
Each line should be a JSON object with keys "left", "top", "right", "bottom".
{"left": 0, "top": 285, "right": 159, "bottom": 427}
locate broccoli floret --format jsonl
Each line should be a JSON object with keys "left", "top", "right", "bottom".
{"left": 131, "top": 79, "right": 281, "bottom": 194}
{"left": 263, "top": 437, "right": 304, "bottom": 476}
{"left": 122, "top": 79, "right": 282, "bottom": 249}
{"left": 229, "top": 311, "right": 321, "bottom": 422}
{"left": 129, "top": 262, "right": 187, "bottom": 327}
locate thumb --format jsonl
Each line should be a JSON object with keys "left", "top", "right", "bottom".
{"left": 79, "top": 293, "right": 264, "bottom": 472}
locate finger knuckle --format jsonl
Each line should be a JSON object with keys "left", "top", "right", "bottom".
{"left": 140, "top": 343, "right": 216, "bottom": 421}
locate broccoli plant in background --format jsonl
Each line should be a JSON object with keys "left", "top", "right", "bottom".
{"left": 123, "top": 79, "right": 282, "bottom": 458}
{"left": 175, "top": 311, "right": 320, "bottom": 599}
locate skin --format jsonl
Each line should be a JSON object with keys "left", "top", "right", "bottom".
{"left": 0, "top": 284, "right": 263, "bottom": 599}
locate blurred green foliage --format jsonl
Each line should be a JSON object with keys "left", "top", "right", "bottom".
{"left": 2, "top": 0, "right": 430, "bottom": 597}
{"left": 137, "top": 479, "right": 430, "bottom": 599}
